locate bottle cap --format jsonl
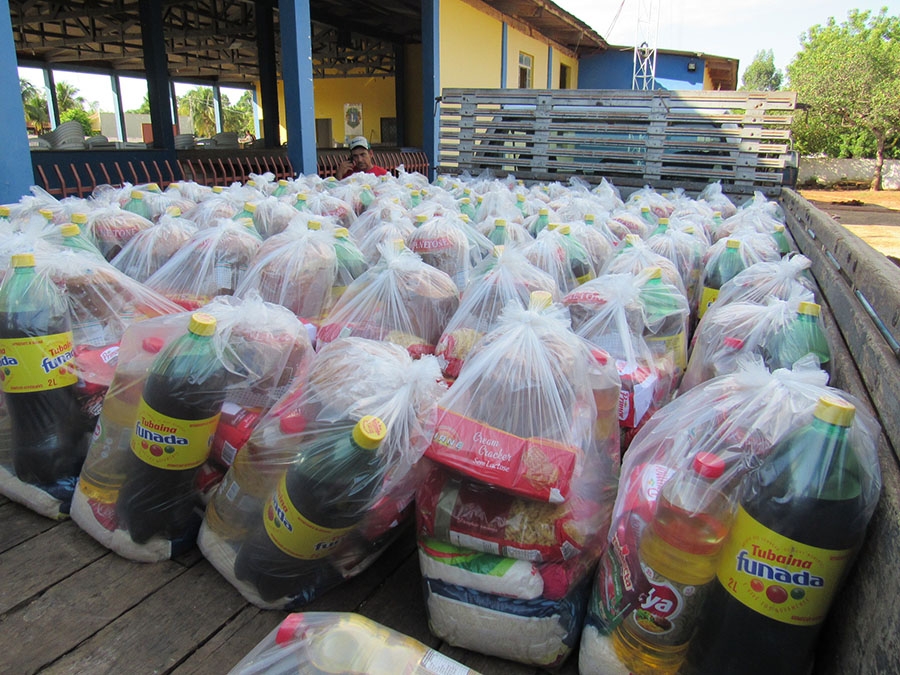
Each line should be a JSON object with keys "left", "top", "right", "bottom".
{"left": 279, "top": 410, "right": 307, "bottom": 435}
{"left": 72, "top": 213, "right": 88, "bottom": 224}
{"left": 278, "top": 179, "right": 289, "bottom": 187}
{"left": 539, "top": 208, "right": 549, "bottom": 216}
{"left": 641, "top": 206, "right": 650, "bottom": 213}
{"left": 460, "top": 197, "right": 470, "bottom": 204}
{"left": 166, "top": 206, "right": 182, "bottom": 217}
{"left": 646, "top": 266, "right": 662, "bottom": 280}
{"left": 353, "top": 415, "right": 387, "bottom": 449}
{"left": 494, "top": 219, "right": 506, "bottom": 228}
{"left": 142, "top": 336, "right": 164, "bottom": 353}
{"left": 39, "top": 208, "right": 54, "bottom": 220}
{"left": 459, "top": 214, "right": 469, "bottom": 223}
{"left": 774, "top": 224, "right": 785, "bottom": 232}
{"left": 308, "top": 220, "right": 322, "bottom": 231}
{"left": 0, "top": 206, "right": 9, "bottom": 217}
{"left": 547, "top": 222, "right": 559, "bottom": 231}
{"left": 814, "top": 394, "right": 855, "bottom": 427}
{"left": 238, "top": 218, "right": 255, "bottom": 230}
{"left": 529, "top": 290, "right": 553, "bottom": 311}
{"left": 713, "top": 211, "right": 722, "bottom": 217}
{"left": 334, "top": 227, "right": 350, "bottom": 239}
{"left": 11, "top": 252, "right": 35, "bottom": 268}
{"left": 212, "top": 186, "right": 224, "bottom": 193}
{"left": 188, "top": 312, "right": 217, "bottom": 337}
{"left": 416, "top": 214, "right": 428, "bottom": 223}
{"left": 798, "top": 301, "right": 820, "bottom": 317}
{"left": 297, "top": 193, "right": 308, "bottom": 202}
{"left": 557, "top": 224, "right": 571, "bottom": 235}
{"left": 584, "top": 213, "right": 595, "bottom": 224}
{"left": 658, "top": 217, "right": 669, "bottom": 225}
{"left": 243, "top": 202, "right": 257, "bottom": 213}
{"left": 60, "top": 224, "right": 81, "bottom": 237}
{"left": 725, "top": 239, "right": 741, "bottom": 249}
{"left": 131, "top": 191, "right": 143, "bottom": 200}
{"left": 146, "top": 183, "right": 161, "bottom": 192}
{"left": 692, "top": 452, "right": 725, "bottom": 479}
{"left": 392, "top": 238, "right": 406, "bottom": 252}
{"left": 624, "top": 233, "right": 640, "bottom": 246}
{"left": 517, "top": 194, "right": 525, "bottom": 202}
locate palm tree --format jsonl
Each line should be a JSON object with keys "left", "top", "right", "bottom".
{"left": 20, "top": 79, "right": 49, "bottom": 135}
{"left": 20, "top": 78, "right": 39, "bottom": 103}
{"left": 222, "top": 90, "right": 254, "bottom": 134}
{"left": 176, "top": 87, "right": 217, "bottom": 137}
{"left": 55, "top": 81, "right": 87, "bottom": 114}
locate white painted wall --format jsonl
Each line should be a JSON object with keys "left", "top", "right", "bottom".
{"left": 798, "top": 157, "right": 900, "bottom": 190}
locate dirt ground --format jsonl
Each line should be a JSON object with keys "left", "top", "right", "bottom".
{"left": 797, "top": 188, "right": 900, "bottom": 260}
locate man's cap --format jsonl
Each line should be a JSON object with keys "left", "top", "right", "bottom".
{"left": 349, "top": 136, "right": 370, "bottom": 151}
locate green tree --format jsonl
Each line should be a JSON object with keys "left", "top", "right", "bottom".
{"left": 787, "top": 8, "right": 900, "bottom": 190}
{"left": 127, "top": 94, "right": 152, "bottom": 115}
{"left": 222, "top": 90, "right": 254, "bottom": 134}
{"left": 177, "top": 86, "right": 217, "bottom": 137}
{"left": 55, "top": 81, "right": 86, "bottom": 114}
{"left": 740, "top": 50, "right": 783, "bottom": 91}
{"left": 20, "top": 78, "right": 49, "bottom": 135}
{"left": 60, "top": 108, "right": 97, "bottom": 137}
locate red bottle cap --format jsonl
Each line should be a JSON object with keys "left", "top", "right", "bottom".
{"left": 723, "top": 336, "right": 744, "bottom": 350}
{"left": 275, "top": 613, "right": 307, "bottom": 646}
{"left": 142, "top": 336, "right": 164, "bottom": 353}
{"left": 279, "top": 411, "right": 307, "bottom": 435}
{"left": 692, "top": 452, "right": 725, "bottom": 479}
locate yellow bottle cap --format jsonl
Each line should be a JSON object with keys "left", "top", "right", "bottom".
{"left": 558, "top": 225, "right": 571, "bottom": 235}
{"left": 166, "top": 206, "right": 182, "bottom": 217}
{"left": 726, "top": 239, "right": 741, "bottom": 249}
{"left": 0, "top": 206, "right": 10, "bottom": 217}
{"left": 60, "top": 224, "right": 81, "bottom": 237}
{"left": 146, "top": 183, "right": 161, "bottom": 192}
{"left": 243, "top": 202, "right": 257, "bottom": 213}
{"left": 529, "top": 290, "right": 553, "bottom": 311}
{"left": 492, "top": 245, "right": 505, "bottom": 257}
{"left": 11, "top": 252, "right": 35, "bottom": 268}
{"left": 641, "top": 206, "right": 650, "bottom": 213}
{"left": 460, "top": 214, "right": 469, "bottom": 223}
{"left": 774, "top": 224, "right": 785, "bottom": 232}
{"left": 647, "top": 266, "right": 663, "bottom": 280}
{"left": 798, "top": 301, "right": 821, "bottom": 317}
{"left": 393, "top": 238, "right": 406, "bottom": 251}
{"left": 212, "top": 186, "right": 224, "bottom": 193}
{"left": 131, "top": 191, "right": 143, "bottom": 200}
{"left": 624, "top": 234, "right": 640, "bottom": 245}
{"left": 585, "top": 213, "right": 595, "bottom": 224}
{"left": 278, "top": 179, "right": 289, "bottom": 186}
{"left": 461, "top": 197, "right": 470, "bottom": 204}
{"left": 517, "top": 194, "right": 525, "bottom": 202}
{"left": 308, "top": 220, "right": 322, "bottom": 231}
{"left": 72, "top": 213, "right": 88, "bottom": 224}
{"left": 238, "top": 218, "right": 255, "bottom": 229}
{"left": 494, "top": 219, "right": 506, "bottom": 227}
{"left": 416, "top": 214, "right": 428, "bottom": 223}
{"left": 353, "top": 415, "right": 387, "bottom": 449}
{"left": 539, "top": 208, "right": 549, "bottom": 216}
{"left": 334, "top": 227, "right": 350, "bottom": 239}
{"left": 813, "top": 394, "right": 855, "bottom": 427}
{"left": 658, "top": 217, "right": 669, "bottom": 225}
{"left": 189, "top": 312, "right": 217, "bottom": 337}
{"left": 39, "top": 208, "right": 54, "bottom": 220}
{"left": 297, "top": 193, "right": 308, "bottom": 202}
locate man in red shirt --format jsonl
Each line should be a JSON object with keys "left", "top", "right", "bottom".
{"left": 336, "top": 136, "right": 389, "bottom": 179}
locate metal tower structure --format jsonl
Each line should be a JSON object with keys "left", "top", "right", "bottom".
{"left": 632, "top": 0, "right": 660, "bottom": 90}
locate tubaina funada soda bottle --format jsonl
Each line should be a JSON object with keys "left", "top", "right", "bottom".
{"left": 116, "top": 312, "right": 227, "bottom": 546}
{"left": 610, "top": 452, "right": 735, "bottom": 674}
{"left": 0, "top": 252, "right": 88, "bottom": 490}
{"left": 682, "top": 394, "right": 879, "bottom": 674}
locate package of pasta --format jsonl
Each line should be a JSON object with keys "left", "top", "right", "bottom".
{"left": 69, "top": 294, "right": 306, "bottom": 562}
{"left": 235, "top": 227, "right": 337, "bottom": 326}
{"left": 426, "top": 292, "right": 611, "bottom": 504}
{"left": 317, "top": 245, "right": 459, "bottom": 358}
{"left": 82, "top": 203, "right": 155, "bottom": 261}
{"left": 405, "top": 213, "right": 471, "bottom": 291}
{"left": 110, "top": 211, "right": 199, "bottom": 283}
{"left": 579, "top": 360, "right": 875, "bottom": 675}
{"left": 198, "top": 337, "right": 446, "bottom": 608}
{"left": 435, "top": 246, "right": 559, "bottom": 379}
{"left": 564, "top": 274, "right": 676, "bottom": 439}
{"left": 145, "top": 219, "right": 262, "bottom": 310}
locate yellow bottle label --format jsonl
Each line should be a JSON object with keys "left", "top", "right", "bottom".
{"left": 716, "top": 506, "right": 853, "bottom": 626}
{"left": 698, "top": 287, "right": 719, "bottom": 318}
{"left": 130, "top": 398, "right": 220, "bottom": 470}
{"left": 646, "top": 331, "right": 687, "bottom": 370}
{"left": 264, "top": 473, "right": 354, "bottom": 560}
{"left": 0, "top": 331, "right": 78, "bottom": 392}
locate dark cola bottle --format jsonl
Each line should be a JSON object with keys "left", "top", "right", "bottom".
{"left": 234, "top": 415, "right": 388, "bottom": 603}
{"left": 117, "top": 313, "right": 227, "bottom": 545}
{"left": 0, "top": 253, "right": 87, "bottom": 492}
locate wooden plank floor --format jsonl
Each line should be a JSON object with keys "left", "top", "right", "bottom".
{"left": 0, "top": 495, "right": 580, "bottom": 675}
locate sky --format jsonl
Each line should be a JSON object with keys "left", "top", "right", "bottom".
{"left": 553, "top": 0, "right": 896, "bottom": 82}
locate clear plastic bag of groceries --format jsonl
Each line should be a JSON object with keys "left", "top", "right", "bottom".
{"left": 181, "top": 195, "right": 241, "bottom": 229}
{"left": 82, "top": 203, "right": 155, "bottom": 261}
{"left": 712, "top": 195, "right": 785, "bottom": 243}
{"left": 569, "top": 221, "right": 615, "bottom": 275}
{"left": 681, "top": 298, "right": 801, "bottom": 393}
{"left": 229, "top": 612, "right": 480, "bottom": 675}
{"left": 317, "top": 244, "right": 459, "bottom": 358}
{"left": 354, "top": 212, "right": 417, "bottom": 265}
{"left": 0, "top": 248, "right": 181, "bottom": 520}
{"left": 145, "top": 218, "right": 262, "bottom": 310}
{"left": 166, "top": 180, "right": 215, "bottom": 204}
{"left": 604, "top": 234, "right": 687, "bottom": 297}
{"left": 425, "top": 292, "right": 620, "bottom": 504}
{"left": 236, "top": 227, "right": 338, "bottom": 326}
{"left": 564, "top": 273, "right": 679, "bottom": 446}
{"left": 579, "top": 359, "right": 878, "bottom": 675}
{"left": 200, "top": 337, "right": 446, "bottom": 608}
{"left": 110, "top": 211, "right": 199, "bottom": 283}
{"left": 647, "top": 221, "right": 706, "bottom": 302}
{"left": 70, "top": 293, "right": 306, "bottom": 562}
{"left": 522, "top": 226, "right": 594, "bottom": 293}
{"left": 626, "top": 186, "right": 675, "bottom": 220}
{"left": 140, "top": 190, "right": 196, "bottom": 222}
{"left": 713, "top": 253, "right": 817, "bottom": 310}
{"left": 405, "top": 213, "right": 471, "bottom": 292}
{"left": 698, "top": 181, "right": 738, "bottom": 219}
{"left": 303, "top": 192, "right": 355, "bottom": 228}
{"left": 245, "top": 195, "right": 301, "bottom": 239}
{"left": 435, "top": 246, "right": 559, "bottom": 380}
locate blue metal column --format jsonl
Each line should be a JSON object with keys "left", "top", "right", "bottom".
{"left": 422, "top": 0, "right": 440, "bottom": 179}
{"left": 0, "top": 0, "right": 34, "bottom": 202}
{"left": 139, "top": 0, "right": 174, "bottom": 149}
{"left": 280, "top": 0, "right": 317, "bottom": 175}
{"left": 500, "top": 24, "right": 508, "bottom": 88}
{"left": 547, "top": 45, "right": 553, "bottom": 88}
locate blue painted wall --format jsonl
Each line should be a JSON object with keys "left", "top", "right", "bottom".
{"left": 578, "top": 49, "right": 706, "bottom": 90}
{"left": 0, "top": 0, "right": 35, "bottom": 203}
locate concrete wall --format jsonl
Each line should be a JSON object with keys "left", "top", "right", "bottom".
{"left": 441, "top": 0, "right": 502, "bottom": 89}
{"left": 799, "top": 157, "right": 900, "bottom": 190}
